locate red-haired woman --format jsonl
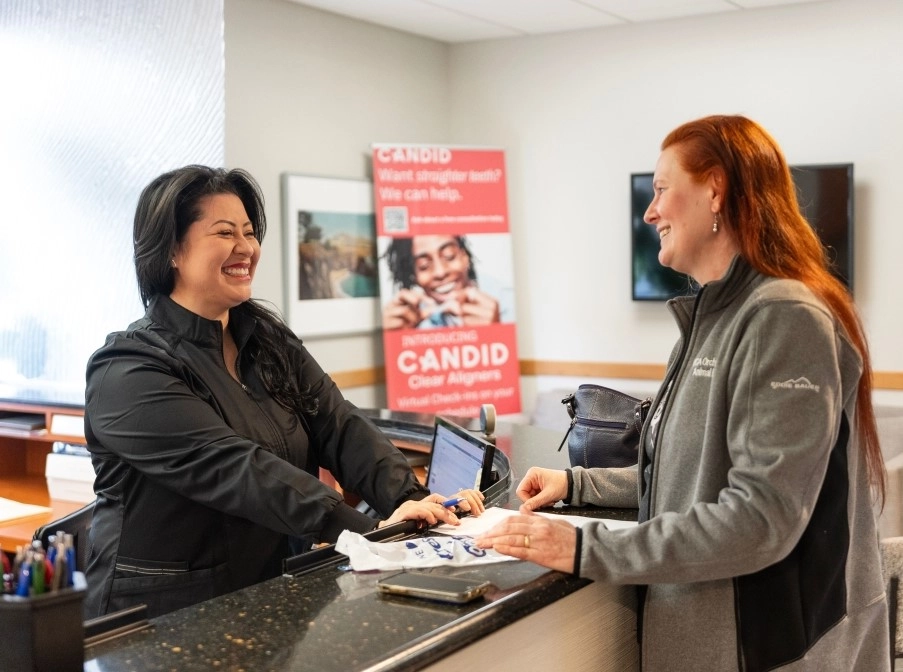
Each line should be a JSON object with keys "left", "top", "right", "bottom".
{"left": 478, "top": 116, "right": 888, "bottom": 671}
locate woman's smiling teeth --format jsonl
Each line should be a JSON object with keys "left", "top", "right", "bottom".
{"left": 223, "top": 266, "right": 249, "bottom": 277}
{"left": 659, "top": 227, "right": 671, "bottom": 240}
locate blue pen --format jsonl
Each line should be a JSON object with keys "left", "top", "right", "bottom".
{"left": 64, "top": 533, "right": 76, "bottom": 588}
{"left": 15, "top": 556, "right": 31, "bottom": 597}
{"left": 47, "top": 535, "right": 58, "bottom": 566}
{"left": 441, "top": 497, "right": 465, "bottom": 508}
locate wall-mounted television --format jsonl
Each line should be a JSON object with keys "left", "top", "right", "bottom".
{"left": 630, "top": 163, "right": 854, "bottom": 301}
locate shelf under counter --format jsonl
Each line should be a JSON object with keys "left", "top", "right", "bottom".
{"left": 0, "top": 402, "right": 88, "bottom": 548}
{"left": 0, "top": 474, "right": 86, "bottom": 550}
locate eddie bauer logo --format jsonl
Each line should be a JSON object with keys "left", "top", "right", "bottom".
{"left": 770, "top": 377, "right": 821, "bottom": 393}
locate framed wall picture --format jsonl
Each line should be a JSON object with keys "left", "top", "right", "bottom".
{"left": 281, "top": 174, "right": 380, "bottom": 337}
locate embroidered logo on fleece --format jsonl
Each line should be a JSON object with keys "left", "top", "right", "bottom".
{"left": 692, "top": 357, "right": 716, "bottom": 378}
{"left": 770, "top": 377, "right": 821, "bottom": 393}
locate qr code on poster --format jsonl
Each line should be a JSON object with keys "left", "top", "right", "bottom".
{"left": 382, "top": 206, "right": 409, "bottom": 233}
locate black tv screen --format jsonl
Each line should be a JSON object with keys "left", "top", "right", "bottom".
{"left": 630, "top": 164, "right": 854, "bottom": 300}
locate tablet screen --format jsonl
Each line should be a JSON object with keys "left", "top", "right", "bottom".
{"left": 425, "top": 416, "right": 495, "bottom": 496}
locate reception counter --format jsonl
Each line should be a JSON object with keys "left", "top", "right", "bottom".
{"left": 82, "top": 413, "right": 639, "bottom": 671}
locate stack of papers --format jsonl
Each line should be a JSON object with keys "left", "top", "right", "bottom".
{"left": 432, "top": 506, "right": 637, "bottom": 536}
{"left": 0, "top": 413, "right": 45, "bottom": 431}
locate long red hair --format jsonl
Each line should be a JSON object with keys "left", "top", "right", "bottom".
{"left": 662, "top": 114, "right": 885, "bottom": 505}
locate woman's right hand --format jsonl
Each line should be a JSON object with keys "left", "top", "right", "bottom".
{"left": 516, "top": 467, "right": 569, "bottom": 512}
{"left": 377, "top": 498, "right": 461, "bottom": 529}
{"left": 424, "top": 488, "right": 485, "bottom": 516}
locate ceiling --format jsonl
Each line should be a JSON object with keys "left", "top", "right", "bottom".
{"left": 285, "top": 0, "right": 827, "bottom": 43}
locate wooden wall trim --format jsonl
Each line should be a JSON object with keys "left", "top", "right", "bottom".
{"left": 329, "top": 368, "right": 385, "bottom": 389}
{"left": 329, "top": 362, "right": 903, "bottom": 391}
{"left": 518, "top": 360, "right": 667, "bottom": 380}
{"left": 874, "top": 371, "right": 903, "bottom": 390}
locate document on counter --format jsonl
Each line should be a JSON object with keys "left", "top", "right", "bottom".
{"left": 337, "top": 528, "right": 516, "bottom": 571}
{"left": 431, "top": 506, "right": 638, "bottom": 537}
{"left": 0, "top": 496, "right": 52, "bottom": 525}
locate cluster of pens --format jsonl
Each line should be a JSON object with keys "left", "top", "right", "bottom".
{"left": 1, "top": 534, "right": 76, "bottom": 597}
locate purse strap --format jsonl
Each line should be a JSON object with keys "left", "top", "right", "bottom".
{"left": 635, "top": 397, "right": 652, "bottom": 432}
{"left": 556, "top": 392, "right": 578, "bottom": 452}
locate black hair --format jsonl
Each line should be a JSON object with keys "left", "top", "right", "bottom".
{"left": 382, "top": 235, "right": 478, "bottom": 289}
{"left": 133, "top": 165, "right": 266, "bottom": 306}
{"left": 133, "top": 165, "right": 317, "bottom": 417}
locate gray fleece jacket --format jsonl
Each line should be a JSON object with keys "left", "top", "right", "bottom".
{"left": 571, "top": 257, "right": 889, "bottom": 671}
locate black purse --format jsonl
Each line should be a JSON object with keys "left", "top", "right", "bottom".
{"left": 557, "top": 384, "right": 651, "bottom": 468}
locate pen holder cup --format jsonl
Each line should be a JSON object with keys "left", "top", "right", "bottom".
{"left": 0, "top": 584, "right": 85, "bottom": 672}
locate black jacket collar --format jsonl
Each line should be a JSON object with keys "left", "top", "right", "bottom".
{"left": 145, "top": 295, "right": 257, "bottom": 350}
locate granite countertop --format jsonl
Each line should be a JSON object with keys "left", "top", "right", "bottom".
{"left": 82, "top": 413, "right": 638, "bottom": 671}
{"left": 84, "top": 554, "right": 590, "bottom": 671}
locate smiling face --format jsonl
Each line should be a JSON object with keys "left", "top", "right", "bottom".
{"left": 644, "top": 146, "right": 729, "bottom": 285}
{"left": 170, "top": 192, "right": 260, "bottom": 323}
{"left": 411, "top": 235, "right": 473, "bottom": 304}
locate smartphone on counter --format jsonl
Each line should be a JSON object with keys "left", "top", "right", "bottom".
{"left": 377, "top": 571, "right": 491, "bottom": 604}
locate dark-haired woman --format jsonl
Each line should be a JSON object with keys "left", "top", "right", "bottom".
{"left": 83, "top": 166, "right": 481, "bottom": 618}
{"left": 477, "top": 116, "right": 888, "bottom": 671}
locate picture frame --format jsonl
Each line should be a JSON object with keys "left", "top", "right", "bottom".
{"left": 281, "top": 174, "right": 380, "bottom": 337}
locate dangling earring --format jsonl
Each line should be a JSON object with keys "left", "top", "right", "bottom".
{"left": 171, "top": 258, "right": 177, "bottom": 268}
{"left": 712, "top": 213, "right": 719, "bottom": 233}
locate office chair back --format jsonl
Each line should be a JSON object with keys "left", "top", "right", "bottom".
{"left": 32, "top": 500, "right": 95, "bottom": 575}
{"left": 880, "top": 536, "right": 903, "bottom": 667}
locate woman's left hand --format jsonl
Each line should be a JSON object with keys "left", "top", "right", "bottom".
{"left": 425, "top": 488, "right": 486, "bottom": 516}
{"left": 475, "top": 510, "right": 577, "bottom": 574}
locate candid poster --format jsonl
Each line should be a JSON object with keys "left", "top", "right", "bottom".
{"left": 372, "top": 144, "right": 522, "bottom": 417}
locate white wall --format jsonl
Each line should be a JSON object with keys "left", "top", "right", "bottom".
{"left": 225, "top": 0, "right": 451, "bottom": 406}
{"left": 225, "top": 0, "right": 903, "bottom": 408}
{"left": 448, "top": 0, "right": 903, "bottom": 373}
